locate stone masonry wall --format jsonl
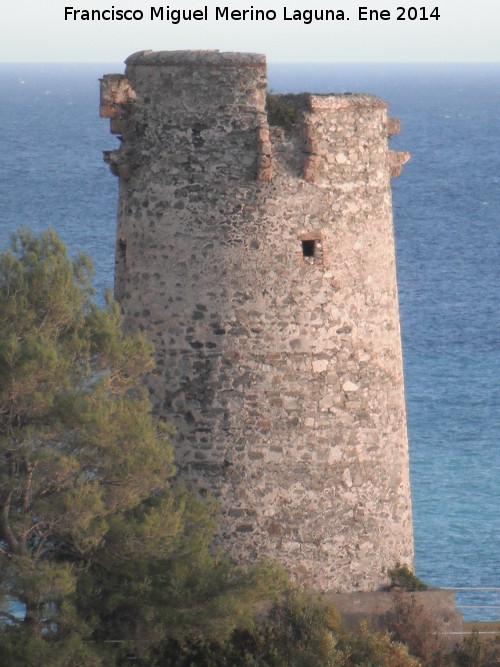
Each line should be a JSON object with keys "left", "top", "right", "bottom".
{"left": 101, "top": 50, "right": 413, "bottom": 592}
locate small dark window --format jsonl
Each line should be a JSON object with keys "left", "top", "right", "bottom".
{"left": 115, "top": 238, "right": 127, "bottom": 301}
{"left": 300, "top": 235, "right": 323, "bottom": 266}
{"left": 117, "top": 238, "right": 127, "bottom": 263}
{"left": 302, "top": 239, "right": 316, "bottom": 258}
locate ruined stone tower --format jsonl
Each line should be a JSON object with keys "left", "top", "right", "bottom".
{"left": 100, "top": 50, "right": 413, "bottom": 592}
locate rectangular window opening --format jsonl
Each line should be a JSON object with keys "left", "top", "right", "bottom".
{"left": 115, "top": 238, "right": 127, "bottom": 302}
{"left": 302, "top": 239, "right": 316, "bottom": 258}
{"left": 118, "top": 238, "right": 127, "bottom": 262}
{"left": 299, "top": 232, "right": 324, "bottom": 267}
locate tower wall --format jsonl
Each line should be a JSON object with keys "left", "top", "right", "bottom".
{"left": 101, "top": 50, "right": 413, "bottom": 592}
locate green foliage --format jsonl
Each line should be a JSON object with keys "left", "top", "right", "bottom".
{"left": 0, "top": 229, "right": 281, "bottom": 664}
{"left": 266, "top": 93, "right": 297, "bottom": 130}
{"left": 339, "top": 621, "right": 420, "bottom": 667}
{"left": 380, "top": 592, "right": 500, "bottom": 667}
{"left": 451, "top": 632, "right": 500, "bottom": 667}
{"left": 0, "top": 229, "right": 172, "bottom": 659}
{"left": 154, "top": 588, "right": 341, "bottom": 667}
{"left": 452, "top": 634, "right": 484, "bottom": 667}
{"left": 157, "top": 589, "right": 420, "bottom": 667}
{"left": 388, "top": 564, "right": 428, "bottom": 592}
{"left": 255, "top": 589, "right": 342, "bottom": 667}
{"left": 0, "top": 629, "right": 101, "bottom": 667}
{"left": 383, "top": 591, "right": 447, "bottom": 667}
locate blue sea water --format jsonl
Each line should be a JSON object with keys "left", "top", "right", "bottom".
{"left": 1, "top": 62, "right": 499, "bottom": 619}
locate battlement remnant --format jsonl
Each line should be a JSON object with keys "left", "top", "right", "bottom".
{"left": 101, "top": 50, "right": 413, "bottom": 593}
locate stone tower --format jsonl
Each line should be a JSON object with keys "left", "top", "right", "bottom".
{"left": 100, "top": 50, "right": 413, "bottom": 592}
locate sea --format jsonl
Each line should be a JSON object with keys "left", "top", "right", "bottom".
{"left": 1, "top": 62, "right": 499, "bottom": 620}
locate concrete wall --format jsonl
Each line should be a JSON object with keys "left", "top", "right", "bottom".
{"left": 101, "top": 50, "right": 413, "bottom": 592}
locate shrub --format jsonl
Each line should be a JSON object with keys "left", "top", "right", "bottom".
{"left": 266, "top": 94, "right": 297, "bottom": 130}
{"left": 388, "top": 564, "right": 428, "bottom": 592}
{"left": 451, "top": 631, "right": 500, "bottom": 667}
{"left": 339, "top": 621, "right": 420, "bottom": 667}
{"left": 158, "top": 589, "right": 425, "bottom": 667}
{"left": 383, "top": 591, "right": 447, "bottom": 667}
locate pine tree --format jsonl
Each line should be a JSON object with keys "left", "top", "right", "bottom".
{"left": 0, "top": 229, "right": 283, "bottom": 665}
{"left": 0, "top": 228, "right": 174, "bottom": 659}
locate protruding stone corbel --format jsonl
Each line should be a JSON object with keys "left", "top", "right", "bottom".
{"left": 103, "top": 149, "right": 130, "bottom": 179}
{"left": 100, "top": 74, "right": 136, "bottom": 124}
{"left": 387, "top": 117, "right": 401, "bottom": 137}
{"left": 388, "top": 150, "right": 410, "bottom": 178}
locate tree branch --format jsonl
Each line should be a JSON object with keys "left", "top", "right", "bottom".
{"left": 0, "top": 494, "right": 20, "bottom": 554}
{"left": 21, "top": 453, "right": 33, "bottom": 512}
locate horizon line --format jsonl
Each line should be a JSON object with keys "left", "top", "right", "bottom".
{"left": 1, "top": 60, "right": 500, "bottom": 66}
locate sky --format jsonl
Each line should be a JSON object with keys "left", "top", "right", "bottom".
{"left": 1, "top": 0, "right": 499, "bottom": 63}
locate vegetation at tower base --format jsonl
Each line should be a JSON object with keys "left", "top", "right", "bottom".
{"left": 0, "top": 229, "right": 283, "bottom": 665}
{"left": 387, "top": 564, "right": 428, "bottom": 592}
{"left": 156, "top": 590, "right": 421, "bottom": 667}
